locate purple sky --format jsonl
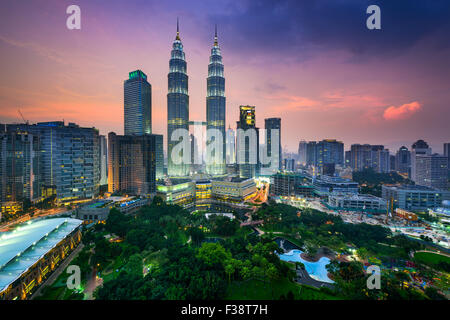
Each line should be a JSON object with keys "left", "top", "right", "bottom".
{"left": 0, "top": 0, "right": 449, "bottom": 153}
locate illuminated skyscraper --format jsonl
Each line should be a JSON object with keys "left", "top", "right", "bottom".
{"left": 236, "top": 105, "right": 259, "bottom": 179}
{"left": 264, "top": 118, "right": 281, "bottom": 173}
{"left": 206, "top": 25, "right": 226, "bottom": 175}
{"left": 124, "top": 70, "right": 151, "bottom": 135}
{"left": 167, "top": 19, "right": 189, "bottom": 176}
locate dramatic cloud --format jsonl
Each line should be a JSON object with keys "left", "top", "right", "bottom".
{"left": 0, "top": 0, "right": 449, "bottom": 152}
{"left": 209, "top": 0, "right": 450, "bottom": 61}
{"left": 383, "top": 101, "right": 422, "bottom": 120}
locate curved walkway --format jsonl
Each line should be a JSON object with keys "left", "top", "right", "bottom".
{"left": 414, "top": 250, "right": 450, "bottom": 259}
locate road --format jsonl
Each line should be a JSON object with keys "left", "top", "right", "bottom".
{"left": 248, "top": 182, "right": 269, "bottom": 204}
{"left": 0, "top": 207, "right": 71, "bottom": 231}
{"left": 84, "top": 269, "right": 103, "bottom": 300}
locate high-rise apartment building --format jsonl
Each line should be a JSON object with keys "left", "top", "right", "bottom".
{"left": 390, "top": 155, "right": 396, "bottom": 172}
{"left": 444, "top": 142, "right": 450, "bottom": 179}
{"left": 414, "top": 154, "right": 448, "bottom": 190}
{"left": 283, "top": 158, "right": 295, "bottom": 172}
{"left": 206, "top": 26, "right": 226, "bottom": 175}
{"left": 124, "top": 70, "right": 151, "bottom": 136}
{"left": 348, "top": 144, "right": 390, "bottom": 173}
{"left": 99, "top": 135, "right": 108, "bottom": 186}
{"left": 0, "top": 127, "right": 41, "bottom": 204}
{"left": 7, "top": 122, "right": 100, "bottom": 202}
{"left": 302, "top": 139, "right": 344, "bottom": 175}
{"left": 410, "top": 139, "right": 431, "bottom": 181}
{"left": 298, "top": 140, "right": 307, "bottom": 166}
{"left": 167, "top": 20, "right": 189, "bottom": 177}
{"left": 395, "top": 146, "right": 411, "bottom": 176}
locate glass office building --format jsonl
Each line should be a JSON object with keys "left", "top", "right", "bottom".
{"left": 108, "top": 132, "right": 160, "bottom": 195}
{"left": 264, "top": 118, "right": 281, "bottom": 173}
{"left": 124, "top": 70, "right": 152, "bottom": 136}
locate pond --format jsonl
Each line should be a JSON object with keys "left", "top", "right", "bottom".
{"left": 278, "top": 249, "right": 334, "bottom": 284}
{"left": 274, "top": 237, "right": 334, "bottom": 284}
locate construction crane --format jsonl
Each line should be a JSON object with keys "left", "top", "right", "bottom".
{"left": 18, "top": 109, "right": 29, "bottom": 125}
{"left": 385, "top": 196, "right": 394, "bottom": 224}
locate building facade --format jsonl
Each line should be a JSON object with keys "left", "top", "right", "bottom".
{"left": 264, "top": 118, "right": 281, "bottom": 173}
{"left": 99, "top": 135, "right": 108, "bottom": 186}
{"left": 410, "top": 139, "right": 431, "bottom": 181}
{"left": 108, "top": 133, "right": 160, "bottom": 196}
{"left": 313, "top": 175, "right": 359, "bottom": 195}
{"left": 444, "top": 142, "right": 450, "bottom": 179}
{"left": 348, "top": 144, "right": 390, "bottom": 173}
{"left": 211, "top": 177, "right": 256, "bottom": 203}
{"left": 124, "top": 70, "right": 152, "bottom": 136}
{"left": 302, "top": 140, "right": 344, "bottom": 175}
{"left": 0, "top": 127, "right": 41, "bottom": 205}
{"left": 236, "top": 105, "right": 259, "bottom": 179}
{"left": 206, "top": 27, "right": 226, "bottom": 175}
{"left": 327, "top": 193, "right": 387, "bottom": 213}
{"left": 382, "top": 184, "right": 450, "bottom": 210}
{"left": 395, "top": 146, "right": 411, "bottom": 176}
{"left": 414, "top": 154, "right": 448, "bottom": 190}
{"left": 298, "top": 140, "right": 307, "bottom": 166}
{"left": 7, "top": 122, "right": 100, "bottom": 203}
{"left": 156, "top": 179, "right": 196, "bottom": 209}
{"left": 167, "top": 21, "right": 190, "bottom": 177}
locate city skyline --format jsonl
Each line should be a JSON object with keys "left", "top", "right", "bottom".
{"left": 1, "top": 1, "right": 450, "bottom": 304}
{"left": 0, "top": 0, "right": 449, "bottom": 153}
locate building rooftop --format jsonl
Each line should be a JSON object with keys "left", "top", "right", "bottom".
{"left": 214, "top": 176, "right": 252, "bottom": 183}
{"left": 158, "top": 178, "right": 192, "bottom": 186}
{"left": 315, "top": 175, "right": 356, "bottom": 184}
{"left": 383, "top": 184, "right": 439, "bottom": 191}
{"left": 0, "top": 218, "right": 83, "bottom": 292}
{"left": 330, "top": 193, "right": 384, "bottom": 201}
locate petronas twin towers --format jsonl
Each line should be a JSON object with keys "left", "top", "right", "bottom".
{"left": 167, "top": 20, "right": 226, "bottom": 176}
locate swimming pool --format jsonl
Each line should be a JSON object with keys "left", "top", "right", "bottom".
{"left": 278, "top": 249, "right": 334, "bottom": 283}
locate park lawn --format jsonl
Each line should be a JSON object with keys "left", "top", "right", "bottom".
{"left": 101, "top": 268, "right": 120, "bottom": 282}
{"left": 298, "top": 285, "right": 343, "bottom": 300}
{"left": 225, "top": 278, "right": 341, "bottom": 300}
{"left": 34, "top": 270, "right": 75, "bottom": 300}
{"left": 414, "top": 251, "right": 450, "bottom": 265}
{"left": 225, "top": 278, "right": 301, "bottom": 300}
{"left": 34, "top": 285, "right": 66, "bottom": 300}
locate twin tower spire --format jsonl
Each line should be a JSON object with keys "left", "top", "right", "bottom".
{"left": 167, "top": 18, "right": 226, "bottom": 177}
{"left": 174, "top": 18, "right": 219, "bottom": 45}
